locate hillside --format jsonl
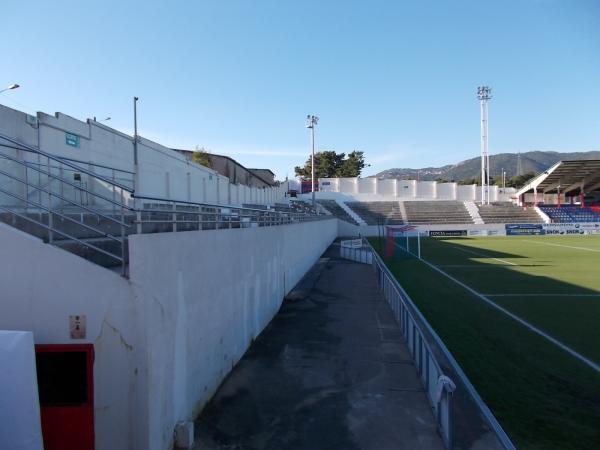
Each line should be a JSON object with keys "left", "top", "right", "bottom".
{"left": 373, "top": 151, "right": 600, "bottom": 182}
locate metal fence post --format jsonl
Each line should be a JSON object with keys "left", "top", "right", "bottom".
{"left": 172, "top": 202, "right": 177, "bottom": 232}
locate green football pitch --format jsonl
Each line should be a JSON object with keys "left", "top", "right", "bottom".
{"left": 370, "top": 235, "right": 600, "bottom": 450}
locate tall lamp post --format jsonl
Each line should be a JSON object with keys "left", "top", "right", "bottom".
{"left": 133, "top": 97, "right": 140, "bottom": 195}
{"left": 477, "top": 86, "right": 492, "bottom": 205}
{"left": 0, "top": 83, "right": 20, "bottom": 94}
{"left": 305, "top": 114, "right": 319, "bottom": 206}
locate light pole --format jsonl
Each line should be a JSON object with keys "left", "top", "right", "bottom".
{"left": 0, "top": 83, "right": 20, "bottom": 94}
{"left": 133, "top": 97, "right": 139, "bottom": 194}
{"left": 305, "top": 114, "right": 319, "bottom": 206}
{"left": 477, "top": 86, "right": 492, "bottom": 205}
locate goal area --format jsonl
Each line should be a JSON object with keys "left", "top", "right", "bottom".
{"left": 384, "top": 225, "right": 421, "bottom": 259}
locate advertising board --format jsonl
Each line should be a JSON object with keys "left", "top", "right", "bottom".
{"left": 505, "top": 224, "right": 545, "bottom": 236}
{"left": 543, "top": 223, "right": 600, "bottom": 235}
{"left": 429, "top": 230, "right": 468, "bottom": 237}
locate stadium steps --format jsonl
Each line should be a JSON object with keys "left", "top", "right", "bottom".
{"left": 315, "top": 199, "right": 359, "bottom": 225}
{"left": 345, "top": 201, "right": 404, "bottom": 225}
{"left": 464, "top": 201, "right": 484, "bottom": 224}
{"left": 403, "top": 201, "right": 474, "bottom": 225}
{"left": 477, "top": 202, "right": 543, "bottom": 224}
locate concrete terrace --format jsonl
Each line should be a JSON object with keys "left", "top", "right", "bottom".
{"left": 194, "top": 245, "right": 444, "bottom": 450}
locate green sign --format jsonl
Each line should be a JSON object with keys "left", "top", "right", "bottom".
{"left": 65, "top": 132, "right": 80, "bottom": 148}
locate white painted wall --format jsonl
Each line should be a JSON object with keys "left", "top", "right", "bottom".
{"left": 0, "top": 104, "right": 287, "bottom": 209}
{"left": 0, "top": 223, "right": 141, "bottom": 450}
{"left": 0, "top": 217, "right": 337, "bottom": 450}
{"left": 317, "top": 177, "right": 516, "bottom": 202}
{"left": 127, "top": 218, "right": 337, "bottom": 450}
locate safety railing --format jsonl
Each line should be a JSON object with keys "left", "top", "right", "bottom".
{"left": 339, "top": 239, "right": 372, "bottom": 264}
{"left": 364, "top": 239, "right": 515, "bottom": 450}
{"left": 0, "top": 134, "right": 328, "bottom": 277}
{"left": 0, "top": 134, "right": 134, "bottom": 276}
{"left": 132, "top": 195, "right": 328, "bottom": 234}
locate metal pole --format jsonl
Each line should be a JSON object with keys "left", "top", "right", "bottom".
{"left": 133, "top": 96, "right": 139, "bottom": 194}
{"left": 480, "top": 99, "right": 486, "bottom": 204}
{"left": 306, "top": 115, "right": 318, "bottom": 207}
{"left": 311, "top": 123, "right": 315, "bottom": 206}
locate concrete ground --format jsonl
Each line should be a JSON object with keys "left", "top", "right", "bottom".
{"left": 194, "top": 248, "right": 444, "bottom": 450}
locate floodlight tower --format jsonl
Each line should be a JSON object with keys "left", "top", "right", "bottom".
{"left": 306, "top": 115, "right": 319, "bottom": 206}
{"left": 477, "top": 86, "right": 492, "bottom": 204}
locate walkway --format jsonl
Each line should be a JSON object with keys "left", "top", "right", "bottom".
{"left": 194, "top": 247, "right": 444, "bottom": 450}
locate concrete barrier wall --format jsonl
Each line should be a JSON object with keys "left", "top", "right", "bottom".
{"left": 127, "top": 218, "right": 338, "bottom": 450}
{"left": 0, "top": 218, "right": 337, "bottom": 450}
{"left": 317, "top": 176, "right": 516, "bottom": 202}
{"left": 0, "top": 223, "right": 142, "bottom": 450}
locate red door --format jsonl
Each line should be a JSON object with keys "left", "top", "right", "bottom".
{"left": 35, "top": 344, "right": 95, "bottom": 450}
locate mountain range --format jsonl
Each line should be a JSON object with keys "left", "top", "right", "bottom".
{"left": 372, "top": 151, "right": 600, "bottom": 182}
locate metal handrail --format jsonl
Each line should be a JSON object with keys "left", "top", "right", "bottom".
{"left": 0, "top": 166, "right": 130, "bottom": 228}
{"left": 0, "top": 187, "right": 123, "bottom": 244}
{"left": 0, "top": 133, "right": 134, "bottom": 193}
{"left": 0, "top": 205, "right": 123, "bottom": 263}
{"left": 132, "top": 194, "right": 319, "bottom": 217}
{"left": 0, "top": 150, "right": 134, "bottom": 211}
{"left": 364, "top": 239, "right": 515, "bottom": 450}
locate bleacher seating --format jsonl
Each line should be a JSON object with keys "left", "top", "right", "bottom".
{"left": 345, "top": 202, "right": 404, "bottom": 225}
{"left": 540, "top": 205, "right": 600, "bottom": 223}
{"left": 290, "top": 200, "right": 319, "bottom": 215}
{"left": 478, "top": 202, "right": 543, "bottom": 223}
{"left": 403, "top": 201, "right": 473, "bottom": 225}
{"left": 316, "top": 200, "right": 359, "bottom": 225}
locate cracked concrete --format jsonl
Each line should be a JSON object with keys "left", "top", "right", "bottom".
{"left": 194, "top": 249, "right": 444, "bottom": 450}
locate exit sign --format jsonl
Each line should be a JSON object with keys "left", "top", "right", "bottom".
{"left": 65, "top": 132, "right": 80, "bottom": 148}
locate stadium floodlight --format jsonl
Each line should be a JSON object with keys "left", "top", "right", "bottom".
{"left": 477, "top": 86, "right": 492, "bottom": 205}
{"left": 0, "top": 83, "right": 20, "bottom": 94}
{"left": 305, "top": 115, "right": 319, "bottom": 206}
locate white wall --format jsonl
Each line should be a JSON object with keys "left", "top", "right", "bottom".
{"left": 127, "top": 218, "right": 337, "bottom": 450}
{"left": 0, "top": 223, "right": 142, "bottom": 450}
{"left": 0, "top": 217, "right": 337, "bottom": 450}
{"left": 317, "top": 176, "right": 516, "bottom": 202}
{"left": 0, "top": 104, "right": 287, "bottom": 209}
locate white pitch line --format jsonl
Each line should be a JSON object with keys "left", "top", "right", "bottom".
{"left": 523, "top": 240, "right": 600, "bottom": 253}
{"left": 452, "top": 245, "right": 518, "bottom": 266}
{"left": 484, "top": 293, "right": 600, "bottom": 297}
{"left": 396, "top": 243, "right": 600, "bottom": 373}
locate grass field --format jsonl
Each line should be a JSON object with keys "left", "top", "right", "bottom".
{"left": 370, "top": 235, "right": 600, "bottom": 450}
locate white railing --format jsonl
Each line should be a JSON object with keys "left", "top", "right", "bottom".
{"left": 365, "top": 239, "right": 516, "bottom": 450}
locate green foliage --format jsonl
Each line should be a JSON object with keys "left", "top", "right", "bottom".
{"left": 294, "top": 150, "right": 366, "bottom": 179}
{"left": 191, "top": 146, "right": 212, "bottom": 168}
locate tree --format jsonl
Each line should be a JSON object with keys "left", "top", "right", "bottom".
{"left": 294, "top": 150, "right": 366, "bottom": 179}
{"left": 505, "top": 171, "right": 536, "bottom": 188}
{"left": 339, "top": 151, "right": 366, "bottom": 177}
{"left": 191, "top": 146, "right": 212, "bottom": 168}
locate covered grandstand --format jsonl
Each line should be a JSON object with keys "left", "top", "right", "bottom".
{"left": 516, "top": 160, "right": 600, "bottom": 222}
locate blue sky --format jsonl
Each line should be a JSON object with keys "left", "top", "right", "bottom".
{"left": 3, "top": 0, "right": 599, "bottom": 179}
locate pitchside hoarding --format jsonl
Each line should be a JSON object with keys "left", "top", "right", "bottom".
{"left": 505, "top": 224, "right": 545, "bottom": 235}
{"left": 429, "top": 230, "right": 468, "bottom": 237}
{"left": 542, "top": 223, "right": 600, "bottom": 235}
{"left": 506, "top": 223, "right": 600, "bottom": 235}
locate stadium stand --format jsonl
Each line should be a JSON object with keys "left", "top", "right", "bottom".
{"left": 345, "top": 201, "right": 404, "bottom": 225}
{"left": 540, "top": 205, "right": 600, "bottom": 223}
{"left": 477, "top": 202, "right": 543, "bottom": 223}
{"left": 403, "top": 201, "right": 473, "bottom": 225}
{"left": 316, "top": 199, "right": 359, "bottom": 225}
{"left": 290, "top": 200, "right": 319, "bottom": 215}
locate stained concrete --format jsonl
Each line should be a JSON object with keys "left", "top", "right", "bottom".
{"left": 194, "top": 250, "right": 444, "bottom": 450}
